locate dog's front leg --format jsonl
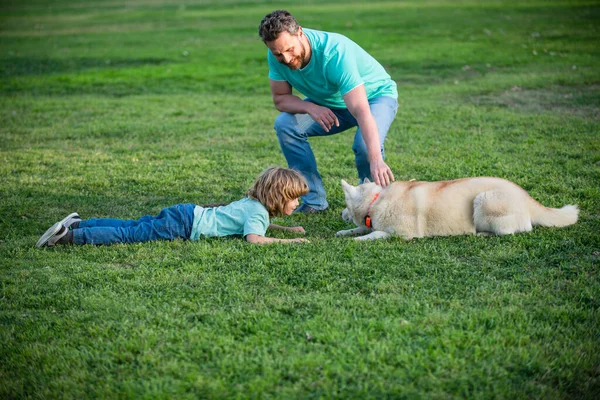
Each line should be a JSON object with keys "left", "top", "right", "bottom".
{"left": 355, "top": 230, "right": 392, "bottom": 240}
{"left": 336, "top": 226, "right": 371, "bottom": 237}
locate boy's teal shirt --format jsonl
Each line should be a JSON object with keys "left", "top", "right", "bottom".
{"left": 267, "top": 28, "right": 397, "bottom": 109}
{"left": 190, "top": 198, "right": 269, "bottom": 240}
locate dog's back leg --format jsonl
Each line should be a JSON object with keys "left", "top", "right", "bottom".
{"left": 473, "top": 190, "right": 532, "bottom": 235}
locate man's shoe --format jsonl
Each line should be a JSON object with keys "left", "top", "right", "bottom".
{"left": 293, "top": 204, "right": 327, "bottom": 215}
{"left": 36, "top": 222, "right": 69, "bottom": 248}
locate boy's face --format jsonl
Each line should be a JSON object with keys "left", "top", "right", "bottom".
{"left": 283, "top": 198, "right": 300, "bottom": 215}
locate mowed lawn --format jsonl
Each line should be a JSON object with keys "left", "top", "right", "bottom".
{"left": 1, "top": 0, "right": 599, "bottom": 398}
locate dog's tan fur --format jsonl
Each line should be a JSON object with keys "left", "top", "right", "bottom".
{"left": 337, "top": 177, "right": 578, "bottom": 240}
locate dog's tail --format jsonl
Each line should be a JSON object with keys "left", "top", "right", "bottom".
{"left": 529, "top": 199, "right": 579, "bottom": 227}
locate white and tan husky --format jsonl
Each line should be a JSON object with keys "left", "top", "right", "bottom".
{"left": 337, "top": 177, "right": 578, "bottom": 240}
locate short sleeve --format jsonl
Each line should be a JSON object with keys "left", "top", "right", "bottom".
{"left": 267, "top": 51, "right": 286, "bottom": 81}
{"left": 243, "top": 214, "right": 269, "bottom": 237}
{"left": 326, "top": 48, "right": 364, "bottom": 96}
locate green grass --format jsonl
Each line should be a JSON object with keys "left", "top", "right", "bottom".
{"left": 1, "top": 0, "right": 599, "bottom": 398}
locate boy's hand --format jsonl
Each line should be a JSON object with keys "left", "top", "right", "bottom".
{"left": 288, "top": 226, "right": 306, "bottom": 234}
{"left": 291, "top": 238, "right": 309, "bottom": 243}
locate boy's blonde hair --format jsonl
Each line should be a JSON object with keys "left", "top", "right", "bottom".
{"left": 247, "top": 167, "right": 309, "bottom": 217}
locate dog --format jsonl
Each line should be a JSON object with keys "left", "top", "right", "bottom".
{"left": 337, "top": 177, "right": 578, "bottom": 240}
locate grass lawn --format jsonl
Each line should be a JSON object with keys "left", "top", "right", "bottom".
{"left": 1, "top": 0, "right": 599, "bottom": 398}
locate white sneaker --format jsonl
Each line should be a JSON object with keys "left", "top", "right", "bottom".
{"left": 36, "top": 212, "right": 81, "bottom": 248}
{"left": 61, "top": 212, "right": 81, "bottom": 229}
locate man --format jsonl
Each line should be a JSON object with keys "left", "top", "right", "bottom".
{"left": 258, "top": 10, "right": 398, "bottom": 214}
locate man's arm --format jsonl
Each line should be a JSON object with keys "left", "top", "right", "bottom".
{"left": 343, "top": 84, "right": 394, "bottom": 187}
{"left": 270, "top": 79, "right": 339, "bottom": 132}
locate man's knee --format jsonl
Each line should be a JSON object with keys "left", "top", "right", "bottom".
{"left": 275, "top": 112, "right": 316, "bottom": 141}
{"left": 274, "top": 112, "right": 297, "bottom": 135}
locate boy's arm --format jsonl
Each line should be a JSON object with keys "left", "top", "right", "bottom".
{"left": 268, "top": 224, "right": 305, "bottom": 234}
{"left": 245, "top": 234, "right": 309, "bottom": 244}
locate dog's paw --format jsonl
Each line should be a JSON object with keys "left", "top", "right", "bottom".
{"left": 336, "top": 229, "right": 354, "bottom": 237}
{"left": 354, "top": 234, "right": 374, "bottom": 241}
{"left": 354, "top": 231, "right": 392, "bottom": 240}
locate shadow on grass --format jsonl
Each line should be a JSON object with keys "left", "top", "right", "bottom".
{"left": 470, "top": 85, "right": 600, "bottom": 120}
{"left": 0, "top": 55, "right": 268, "bottom": 97}
{"left": 0, "top": 75, "right": 268, "bottom": 97}
{"left": 0, "top": 56, "right": 170, "bottom": 78}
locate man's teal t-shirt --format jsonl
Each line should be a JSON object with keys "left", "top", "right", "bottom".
{"left": 190, "top": 198, "right": 269, "bottom": 240}
{"left": 267, "top": 28, "right": 397, "bottom": 109}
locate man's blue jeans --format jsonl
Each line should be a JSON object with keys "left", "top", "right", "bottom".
{"left": 274, "top": 96, "right": 398, "bottom": 210}
{"left": 73, "top": 203, "right": 195, "bottom": 245}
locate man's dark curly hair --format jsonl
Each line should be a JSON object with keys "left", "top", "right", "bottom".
{"left": 258, "top": 10, "right": 300, "bottom": 42}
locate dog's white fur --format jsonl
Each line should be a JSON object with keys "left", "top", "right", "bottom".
{"left": 337, "top": 177, "right": 578, "bottom": 240}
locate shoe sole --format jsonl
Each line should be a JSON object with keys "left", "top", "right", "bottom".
{"left": 36, "top": 221, "right": 63, "bottom": 248}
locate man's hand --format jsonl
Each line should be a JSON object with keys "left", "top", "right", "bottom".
{"left": 370, "top": 158, "right": 395, "bottom": 187}
{"left": 269, "top": 80, "right": 339, "bottom": 132}
{"left": 307, "top": 103, "right": 339, "bottom": 132}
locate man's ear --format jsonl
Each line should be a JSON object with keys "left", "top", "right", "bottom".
{"left": 362, "top": 177, "right": 371, "bottom": 184}
{"left": 341, "top": 179, "right": 356, "bottom": 196}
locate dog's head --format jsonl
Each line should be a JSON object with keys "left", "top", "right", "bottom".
{"left": 340, "top": 178, "right": 380, "bottom": 227}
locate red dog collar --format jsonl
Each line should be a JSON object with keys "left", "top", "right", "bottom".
{"left": 364, "top": 192, "right": 380, "bottom": 228}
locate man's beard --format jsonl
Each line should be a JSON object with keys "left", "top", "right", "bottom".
{"left": 285, "top": 41, "right": 307, "bottom": 70}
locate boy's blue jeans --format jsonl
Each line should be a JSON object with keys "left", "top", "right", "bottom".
{"left": 274, "top": 95, "right": 398, "bottom": 210}
{"left": 73, "top": 203, "right": 195, "bottom": 245}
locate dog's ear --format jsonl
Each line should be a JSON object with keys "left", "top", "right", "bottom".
{"left": 341, "top": 179, "right": 356, "bottom": 196}
{"left": 363, "top": 177, "right": 371, "bottom": 184}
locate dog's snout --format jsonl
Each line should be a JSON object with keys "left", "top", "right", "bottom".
{"left": 341, "top": 208, "right": 352, "bottom": 222}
